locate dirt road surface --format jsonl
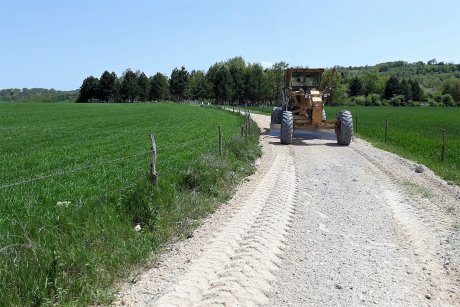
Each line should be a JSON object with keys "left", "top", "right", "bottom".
{"left": 115, "top": 113, "right": 460, "bottom": 306}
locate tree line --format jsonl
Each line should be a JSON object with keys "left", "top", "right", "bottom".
{"left": 0, "top": 88, "right": 78, "bottom": 102}
{"left": 337, "top": 60, "right": 460, "bottom": 106}
{"left": 77, "top": 57, "right": 460, "bottom": 107}
{"left": 77, "top": 57, "right": 289, "bottom": 104}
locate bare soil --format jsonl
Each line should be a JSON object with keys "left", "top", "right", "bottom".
{"left": 114, "top": 113, "right": 460, "bottom": 306}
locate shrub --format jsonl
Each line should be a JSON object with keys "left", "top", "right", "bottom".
{"left": 442, "top": 94, "right": 455, "bottom": 107}
{"left": 353, "top": 95, "right": 366, "bottom": 106}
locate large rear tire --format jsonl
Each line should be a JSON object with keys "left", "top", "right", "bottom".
{"left": 280, "top": 111, "right": 293, "bottom": 144}
{"left": 336, "top": 111, "right": 353, "bottom": 146}
{"left": 271, "top": 107, "right": 283, "bottom": 125}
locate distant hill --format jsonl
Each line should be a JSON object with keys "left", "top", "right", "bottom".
{"left": 0, "top": 88, "right": 79, "bottom": 102}
{"left": 336, "top": 60, "right": 460, "bottom": 92}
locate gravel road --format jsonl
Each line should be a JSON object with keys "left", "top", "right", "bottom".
{"left": 115, "top": 112, "right": 460, "bottom": 306}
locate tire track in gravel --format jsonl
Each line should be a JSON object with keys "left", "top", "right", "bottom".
{"left": 151, "top": 147, "right": 297, "bottom": 306}
{"left": 352, "top": 143, "right": 460, "bottom": 302}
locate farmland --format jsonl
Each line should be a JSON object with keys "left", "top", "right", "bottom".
{"left": 245, "top": 106, "right": 460, "bottom": 185}
{"left": 0, "top": 102, "right": 260, "bottom": 305}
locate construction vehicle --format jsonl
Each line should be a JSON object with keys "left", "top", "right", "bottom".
{"left": 270, "top": 68, "right": 353, "bottom": 145}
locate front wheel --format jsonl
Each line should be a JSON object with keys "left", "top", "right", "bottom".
{"left": 336, "top": 111, "right": 353, "bottom": 146}
{"left": 280, "top": 111, "right": 293, "bottom": 144}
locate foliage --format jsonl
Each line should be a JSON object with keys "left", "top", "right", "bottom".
{"left": 0, "top": 102, "right": 260, "bottom": 305}
{"left": 169, "top": 66, "right": 189, "bottom": 101}
{"left": 120, "top": 69, "right": 139, "bottom": 103}
{"left": 71, "top": 58, "right": 459, "bottom": 106}
{"left": 187, "top": 70, "right": 211, "bottom": 101}
{"left": 149, "top": 72, "right": 169, "bottom": 101}
{"left": 97, "top": 71, "right": 117, "bottom": 102}
{"left": 442, "top": 79, "right": 460, "bottom": 101}
{"left": 137, "top": 72, "right": 150, "bottom": 102}
{"left": 0, "top": 88, "right": 78, "bottom": 103}
{"left": 77, "top": 76, "right": 99, "bottom": 102}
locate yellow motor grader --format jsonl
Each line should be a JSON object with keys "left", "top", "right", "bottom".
{"left": 270, "top": 68, "right": 353, "bottom": 145}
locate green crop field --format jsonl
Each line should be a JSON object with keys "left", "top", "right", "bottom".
{"left": 244, "top": 105, "right": 460, "bottom": 185}
{"left": 0, "top": 102, "right": 260, "bottom": 305}
{"left": 330, "top": 106, "right": 460, "bottom": 185}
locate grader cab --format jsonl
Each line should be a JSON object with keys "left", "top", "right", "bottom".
{"left": 270, "top": 68, "right": 353, "bottom": 145}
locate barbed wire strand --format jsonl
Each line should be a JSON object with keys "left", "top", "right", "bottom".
{"left": 0, "top": 151, "right": 150, "bottom": 190}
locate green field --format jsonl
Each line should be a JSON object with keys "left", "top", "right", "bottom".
{"left": 0, "top": 102, "right": 260, "bottom": 305}
{"left": 244, "top": 106, "right": 460, "bottom": 185}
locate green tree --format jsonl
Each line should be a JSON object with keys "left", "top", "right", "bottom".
{"left": 442, "top": 79, "right": 460, "bottom": 101}
{"left": 226, "top": 56, "right": 247, "bottom": 104}
{"left": 169, "top": 66, "right": 189, "bottom": 101}
{"left": 322, "top": 69, "right": 348, "bottom": 103}
{"left": 97, "top": 71, "right": 117, "bottom": 102}
{"left": 120, "top": 69, "right": 139, "bottom": 102}
{"left": 137, "top": 72, "right": 150, "bottom": 102}
{"left": 77, "top": 76, "right": 99, "bottom": 102}
{"left": 187, "top": 70, "right": 211, "bottom": 101}
{"left": 149, "top": 72, "right": 169, "bottom": 101}
{"left": 245, "top": 63, "right": 268, "bottom": 104}
{"left": 384, "top": 76, "right": 401, "bottom": 100}
{"left": 409, "top": 79, "right": 423, "bottom": 101}
{"left": 348, "top": 77, "right": 362, "bottom": 97}
{"left": 268, "top": 61, "right": 289, "bottom": 103}
{"left": 400, "top": 79, "right": 412, "bottom": 102}
{"left": 207, "top": 62, "right": 233, "bottom": 104}
{"left": 360, "top": 73, "right": 379, "bottom": 96}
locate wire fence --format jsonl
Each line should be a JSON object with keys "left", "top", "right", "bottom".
{"left": 0, "top": 110, "right": 253, "bottom": 191}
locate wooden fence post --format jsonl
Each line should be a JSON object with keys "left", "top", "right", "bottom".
{"left": 441, "top": 129, "right": 446, "bottom": 162}
{"left": 384, "top": 118, "right": 388, "bottom": 143}
{"left": 241, "top": 125, "right": 244, "bottom": 137}
{"left": 218, "top": 125, "right": 223, "bottom": 155}
{"left": 355, "top": 115, "right": 358, "bottom": 133}
{"left": 247, "top": 112, "right": 251, "bottom": 131}
{"left": 150, "top": 133, "right": 158, "bottom": 183}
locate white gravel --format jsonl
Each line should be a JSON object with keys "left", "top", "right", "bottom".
{"left": 114, "top": 112, "right": 460, "bottom": 306}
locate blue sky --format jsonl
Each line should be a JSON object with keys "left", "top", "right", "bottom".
{"left": 0, "top": 0, "right": 459, "bottom": 90}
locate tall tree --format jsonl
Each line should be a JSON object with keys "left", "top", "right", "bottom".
{"left": 137, "top": 72, "right": 150, "bottom": 102}
{"left": 187, "top": 70, "right": 211, "bottom": 101}
{"left": 360, "top": 73, "right": 379, "bottom": 96}
{"left": 120, "top": 69, "right": 139, "bottom": 102}
{"left": 384, "top": 76, "right": 401, "bottom": 99}
{"left": 169, "top": 66, "right": 189, "bottom": 101}
{"left": 98, "top": 71, "right": 117, "bottom": 102}
{"left": 207, "top": 63, "right": 233, "bottom": 104}
{"left": 269, "top": 61, "right": 289, "bottom": 102}
{"left": 245, "top": 63, "right": 267, "bottom": 104}
{"left": 400, "top": 79, "right": 413, "bottom": 102}
{"left": 149, "top": 72, "right": 169, "bottom": 101}
{"left": 227, "top": 56, "right": 246, "bottom": 104}
{"left": 348, "top": 77, "right": 362, "bottom": 97}
{"left": 322, "top": 69, "right": 348, "bottom": 103}
{"left": 77, "top": 76, "right": 99, "bottom": 102}
{"left": 409, "top": 79, "right": 423, "bottom": 101}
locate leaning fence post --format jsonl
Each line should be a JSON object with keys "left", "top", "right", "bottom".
{"left": 384, "top": 118, "right": 388, "bottom": 143}
{"left": 218, "top": 125, "right": 223, "bottom": 155}
{"left": 441, "top": 129, "right": 446, "bottom": 162}
{"left": 150, "top": 133, "right": 158, "bottom": 183}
